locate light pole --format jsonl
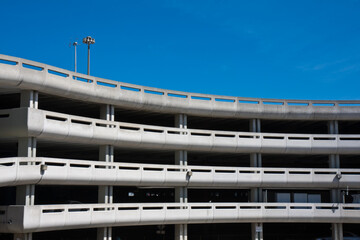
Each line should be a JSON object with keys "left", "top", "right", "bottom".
{"left": 72, "top": 42, "right": 78, "bottom": 73}
{"left": 83, "top": 36, "right": 95, "bottom": 75}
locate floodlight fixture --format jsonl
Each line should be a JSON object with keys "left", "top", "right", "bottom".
{"left": 83, "top": 36, "right": 95, "bottom": 75}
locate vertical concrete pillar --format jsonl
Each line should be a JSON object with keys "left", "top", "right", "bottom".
{"left": 328, "top": 120, "right": 343, "bottom": 240}
{"left": 175, "top": 114, "right": 188, "bottom": 240}
{"left": 328, "top": 121, "right": 340, "bottom": 169}
{"left": 16, "top": 138, "right": 36, "bottom": 205}
{"left": 13, "top": 234, "right": 32, "bottom": 240}
{"left": 332, "top": 223, "right": 343, "bottom": 240}
{"left": 20, "top": 90, "right": 38, "bottom": 109}
{"left": 250, "top": 119, "right": 263, "bottom": 240}
{"left": 15, "top": 91, "right": 38, "bottom": 240}
{"left": 251, "top": 223, "right": 264, "bottom": 240}
{"left": 98, "top": 105, "right": 114, "bottom": 240}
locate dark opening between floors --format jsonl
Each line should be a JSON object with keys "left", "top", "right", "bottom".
{"left": 265, "top": 189, "right": 330, "bottom": 203}
{"left": 36, "top": 141, "right": 99, "bottom": 161}
{"left": 187, "top": 115, "right": 250, "bottom": 132}
{"left": 35, "top": 185, "right": 98, "bottom": 205}
{"left": 261, "top": 119, "right": 328, "bottom": 134}
{"left": 261, "top": 154, "right": 329, "bottom": 168}
{"left": 114, "top": 148, "right": 174, "bottom": 165}
{"left": 188, "top": 223, "right": 251, "bottom": 240}
{"left": 341, "top": 190, "right": 360, "bottom": 204}
{"left": 112, "top": 225, "right": 174, "bottom": 240}
{"left": 263, "top": 223, "right": 331, "bottom": 240}
{"left": 188, "top": 189, "right": 249, "bottom": 203}
{"left": 338, "top": 121, "right": 360, "bottom": 134}
{"left": 0, "top": 93, "right": 20, "bottom": 109}
{"left": 343, "top": 224, "right": 360, "bottom": 237}
{"left": 188, "top": 152, "right": 250, "bottom": 167}
{"left": 0, "top": 187, "right": 15, "bottom": 205}
{"left": 38, "top": 93, "right": 101, "bottom": 119}
{"left": 33, "top": 228, "right": 97, "bottom": 240}
{"left": 115, "top": 107, "right": 175, "bottom": 128}
{"left": 0, "top": 233, "right": 12, "bottom": 240}
{"left": 113, "top": 187, "right": 174, "bottom": 203}
{"left": 0, "top": 140, "right": 17, "bottom": 158}
{"left": 340, "top": 155, "right": 360, "bottom": 169}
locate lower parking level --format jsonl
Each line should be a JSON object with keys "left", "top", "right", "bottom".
{"left": 0, "top": 223, "right": 357, "bottom": 240}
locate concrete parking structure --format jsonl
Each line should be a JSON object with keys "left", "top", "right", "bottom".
{"left": 0, "top": 54, "right": 360, "bottom": 240}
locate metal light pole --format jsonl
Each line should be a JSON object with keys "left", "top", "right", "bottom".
{"left": 72, "top": 42, "right": 78, "bottom": 73}
{"left": 83, "top": 36, "right": 95, "bottom": 75}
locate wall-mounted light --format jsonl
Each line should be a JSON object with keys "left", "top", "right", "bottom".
{"left": 40, "top": 164, "right": 48, "bottom": 171}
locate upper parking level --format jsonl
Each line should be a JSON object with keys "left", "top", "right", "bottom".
{"left": 1, "top": 54, "right": 360, "bottom": 120}
{"left": 1, "top": 108, "right": 360, "bottom": 154}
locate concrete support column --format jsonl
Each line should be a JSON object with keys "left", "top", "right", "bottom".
{"left": 98, "top": 145, "right": 114, "bottom": 204}
{"left": 14, "top": 91, "right": 38, "bottom": 240}
{"left": 175, "top": 150, "right": 188, "bottom": 202}
{"left": 13, "top": 234, "right": 32, "bottom": 240}
{"left": 332, "top": 223, "right": 343, "bottom": 240}
{"left": 250, "top": 119, "right": 263, "bottom": 240}
{"left": 329, "top": 155, "right": 341, "bottom": 202}
{"left": 328, "top": 120, "right": 343, "bottom": 240}
{"left": 251, "top": 223, "right": 264, "bottom": 240}
{"left": 250, "top": 119, "right": 261, "bottom": 133}
{"left": 250, "top": 153, "right": 262, "bottom": 202}
{"left": 175, "top": 114, "right": 188, "bottom": 240}
{"left": 16, "top": 138, "right": 36, "bottom": 206}
{"left": 328, "top": 120, "right": 340, "bottom": 169}
{"left": 250, "top": 152, "right": 263, "bottom": 240}
{"left": 20, "top": 90, "right": 38, "bottom": 109}
{"left": 328, "top": 120, "right": 339, "bottom": 136}
{"left": 98, "top": 105, "right": 114, "bottom": 240}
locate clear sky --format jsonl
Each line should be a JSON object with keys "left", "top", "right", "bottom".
{"left": 1, "top": 0, "right": 360, "bottom": 100}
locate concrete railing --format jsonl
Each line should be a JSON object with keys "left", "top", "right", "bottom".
{"left": 1, "top": 54, "right": 360, "bottom": 120}
{"left": 0, "top": 157, "right": 358, "bottom": 188}
{"left": 0, "top": 203, "right": 359, "bottom": 233}
{"left": 1, "top": 108, "right": 360, "bottom": 154}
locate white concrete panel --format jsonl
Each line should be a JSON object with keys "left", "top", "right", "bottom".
{"left": 2, "top": 108, "right": 360, "bottom": 154}
{"left": 1, "top": 54, "right": 360, "bottom": 120}
{"left": 1, "top": 158, "right": 360, "bottom": 188}
{"left": 2, "top": 203, "right": 360, "bottom": 233}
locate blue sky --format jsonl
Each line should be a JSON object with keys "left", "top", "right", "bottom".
{"left": 1, "top": 0, "right": 360, "bottom": 100}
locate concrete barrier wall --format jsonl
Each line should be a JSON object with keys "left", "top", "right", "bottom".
{"left": 0, "top": 203, "right": 359, "bottom": 233}
{"left": 0, "top": 157, "right": 358, "bottom": 188}
{"left": 1, "top": 54, "right": 360, "bottom": 120}
{"left": 1, "top": 108, "right": 360, "bottom": 154}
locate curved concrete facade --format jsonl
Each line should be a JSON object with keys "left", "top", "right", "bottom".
{"left": 1, "top": 108, "right": 360, "bottom": 154}
{"left": 0, "top": 55, "right": 360, "bottom": 240}
{"left": 1, "top": 203, "right": 360, "bottom": 233}
{"left": 1, "top": 54, "right": 360, "bottom": 120}
{"left": 1, "top": 157, "right": 359, "bottom": 188}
